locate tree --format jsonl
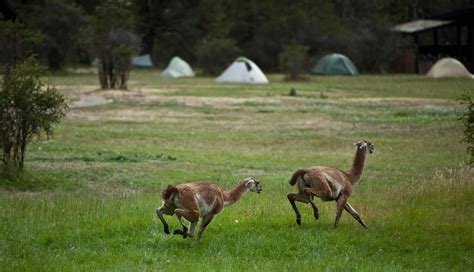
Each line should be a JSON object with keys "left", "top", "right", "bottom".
{"left": 34, "top": 0, "right": 85, "bottom": 70}
{"left": 91, "top": 1, "right": 139, "bottom": 90}
{"left": 460, "top": 95, "right": 474, "bottom": 164}
{"left": 0, "top": 57, "right": 68, "bottom": 170}
{"left": 279, "top": 43, "right": 309, "bottom": 80}
{"left": 0, "top": 20, "right": 43, "bottom": 76}
{"left": 196, "top": 38, "right": 241, "bottom": 75}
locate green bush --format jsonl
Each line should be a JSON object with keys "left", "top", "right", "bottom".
{"left": 0, "top": 57, "right": 68, "bottom": 170}
{"left": 460, "top": 95, "right": 474, "bottom": 164}
{"left": 196, "top": 38, "right": 241, "bottom": 75}
{"left": 279, "top": 43, "right": 309, "bottom": 80}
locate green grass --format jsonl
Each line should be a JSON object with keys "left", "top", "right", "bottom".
{"left": 1, "top": 70, "right": 473, "bottom": 271}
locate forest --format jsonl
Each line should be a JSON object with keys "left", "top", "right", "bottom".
{"left": 4, "top": 0, "right": 473, "bottom": 73}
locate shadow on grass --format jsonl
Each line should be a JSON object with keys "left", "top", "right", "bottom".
{"left": 0, "top": 168, "right": 81, "bottom": 191}
{"left": 29, "top": 152, "right": 177, "bottom": 163}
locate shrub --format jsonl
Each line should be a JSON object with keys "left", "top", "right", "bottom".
{"left": 460, "top": 95, "right": 474, "bottom": 164}
{"left": 0, "top": 57, "right": 68, "bottom": 170}
{"left": 196, "top": 38, "right": 241, "bottom": 75}
{"left": 279, "top": 43, "right": 309, "bottom": 80}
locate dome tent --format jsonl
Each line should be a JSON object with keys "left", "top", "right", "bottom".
{"left": 216, "top": 57, "right": 269, "bottom": 84}
{"left": 426, "top": 58, "right": 472, "bottom": 78}
{"left": 311, "top": 53, "right": 359, "bottom": 76}
{"left": 132, "top": 54, "right": 153, "bottom": 67}
{"left": 161, "top": 56, "right": 195, "bottom": 78}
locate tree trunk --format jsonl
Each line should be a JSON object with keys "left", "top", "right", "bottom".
{"left": 98, "top": 57, "right": 109, "bottom": 89}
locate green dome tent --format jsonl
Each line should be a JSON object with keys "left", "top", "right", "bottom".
{"left": 311, "top": 53, "right": 359, "bottom": 75}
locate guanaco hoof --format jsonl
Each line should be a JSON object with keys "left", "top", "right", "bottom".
{"left": 173, "top": 229, "right": 188, "bottom": 238}
{"left": 314, "top": 211, "right": 319, "bottom": 220}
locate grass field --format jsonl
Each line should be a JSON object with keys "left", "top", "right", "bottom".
{"left": 0, "top": 70, "right": 473, "bottom": 271}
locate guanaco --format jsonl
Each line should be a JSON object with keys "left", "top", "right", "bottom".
{"left": 156, "top": 177, "right": 262, "bottom": 240}
{"left": 287, "top": 140, "right": 374, "bottom": 229}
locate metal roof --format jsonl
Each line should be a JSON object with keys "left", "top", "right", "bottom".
{"left": 392, "top": 19, "right": 453, "bottom": 34}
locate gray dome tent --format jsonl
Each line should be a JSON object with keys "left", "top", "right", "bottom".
{"left": 311, "top": 53, "right": 359, "bottom": 76}
{"left": 132, "top": 54, "right": 153, "bottom": 67}
{"left": 426, "top": 58, "right": 472, "bottom": 78}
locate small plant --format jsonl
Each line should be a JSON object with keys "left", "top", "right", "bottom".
{"left": 288, "top": 88, "right": 297, "bottom": 96}
{"left": 460, "top": 95, "right": 473, "bottom": 164}
{"left": 320, "top": 90, "right": 328, "bottom": 99}
{"left": 0, "top": 57, "right": 68, "bottom": 170}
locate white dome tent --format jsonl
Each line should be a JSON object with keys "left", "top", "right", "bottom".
{"left": 216, "top": 57, "right": 269, "bottom": 84}
{"left": 161, "top": 56, "right": 195, "bottom": 78}
{"left": 426, "top": 58, "right": 472, "bottom": 79}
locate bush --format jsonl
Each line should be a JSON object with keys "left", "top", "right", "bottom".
{"left": 196, "top": 38, "right": 241, "bottom": 75}
{"left": 460, "top": 95, "right": 474, "bottom": 164}
{"left": 279, "top": 43, "right": 309, "bottom": 80}
{"left": 0, "top": 57, "right": 68, "bottom": 170}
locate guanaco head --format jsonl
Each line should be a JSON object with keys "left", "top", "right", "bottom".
{"left": 242, "top": 177, "right": 262, "bottom": 193}
{"left": 355, "top": 140, "right": 374, "bottom": 154}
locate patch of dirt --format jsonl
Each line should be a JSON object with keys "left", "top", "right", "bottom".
{"left": 67, "top": 108, "right": 196, "bottom": 122}
{"left": 347, "top": 97, "right": 458, "bottom": 107}
{"left": 70, "top": 95, "right": 113, "bottom": 108}
{"left": 66, "top": 67, "right": 98, "bottom": 74}
{"left": 66, "top": 89, "right": 352, "bottom": 132}
{"left": 95, "top": 88, "right": 283, "bottom": 108}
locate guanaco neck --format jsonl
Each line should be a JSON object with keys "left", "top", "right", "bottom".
{"left": 348, "top": 148, "right": 366, "bottom": 184}
{"left": 223, "top": 182, "right": 249, "bottom": 206}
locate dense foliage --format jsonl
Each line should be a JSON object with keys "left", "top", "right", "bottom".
{"left": 6, "top": 0, "right": 472, "bottom": 72}
{"left": 0, "top": 20, "right": 43, "bottom": 74}
{"left": 279, "top": 43, "right": 310, "bottom": 80}
{"left": 196, "top": 38, "right": 241, "bottom": 75}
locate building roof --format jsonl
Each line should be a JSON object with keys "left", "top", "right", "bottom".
{"left": 392, "top": 19, "right": 453, "bottom": 34}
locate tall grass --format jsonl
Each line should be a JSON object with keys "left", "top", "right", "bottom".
{"left": 0, "top": 71, "right": 472, "bottom": 270}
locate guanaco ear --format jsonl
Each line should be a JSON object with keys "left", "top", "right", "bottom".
{"left": 245, "top": 178, "right": 255, "bottom": 186}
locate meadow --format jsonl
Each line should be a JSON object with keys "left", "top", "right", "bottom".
{"left": 0, "top": 70, "right": 472, "bottom": 271}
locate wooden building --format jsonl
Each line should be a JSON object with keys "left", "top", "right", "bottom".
{"left": 393, "top": 7, "right": 474, "bottom": 74}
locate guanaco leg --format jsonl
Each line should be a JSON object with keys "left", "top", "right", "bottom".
{"left": 156, "top": 206, "right": 173, "bottom": 234}
{"left": 344, "top": 202, "right": 367, "bottom": 228}
{"left": 334, "top": 195, "right": 348, "bottom": 229}
{"left": 197, "top": 214, "right": 215, "bottom": 240}
{"left": 287, "top": 193, "right": 319, "bottom": 225}
{"left": 173, "top": 208, "right": 199, "bottom": 238}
